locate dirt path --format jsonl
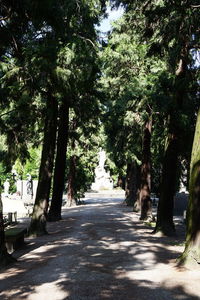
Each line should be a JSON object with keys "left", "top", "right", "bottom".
{"left": 0, "top": 194, "right": 200, "bottom": 300}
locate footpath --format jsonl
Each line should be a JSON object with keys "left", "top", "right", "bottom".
{"left": 0, "top": 193, "right": 200, "bottom": 300}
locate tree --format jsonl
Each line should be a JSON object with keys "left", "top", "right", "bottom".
{"left": 47, "top": 0, "right": 106, "bottom": 221}
{"left": 101, "top": 17, "right": 144, "bottom": 205}
{"left": 125, "top": 161, "right": 140, "bottom": 207}
{"left": 28, "top": 93, "right": 58, "bottom": 235}
{"left": 47, "top": 99, "right": 69, "bottom": 221}
{"left": 139, "top": 114, "right": 153, "bottom": 220}
{"left": 65, "top": 109, "right": 103, "bottom": 206}
{"left": 143, "top": 1, "right": 199, "bottom": 235}
{"left": 179, "top": 108, "right": 200, "bottom": 266}
{"left": 67, "top": 154, "right": 77, "bottom": 206}
{"left": 0, "top": 0, "right": 41, "bottom": 261}
{"left": 101, "top": 14, "right": 166, "bottom": 220}
{"left": 0, "top": 0, "right": 61, "bottom": 237}
{"left": 25, "top": 32, "right": 61, "bottom": 235}
{"left": 114, "top": 0, "right": 199, "bottom": 235}
{"left": 1, "top": 0, "right": 107, "bottom": 234}
{"left": 28, "top": 0, "right": 105, "bottom": 228}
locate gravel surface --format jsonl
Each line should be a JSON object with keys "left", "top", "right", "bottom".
{"left": 0, "top": 194, "right": 200, "bottom": 300}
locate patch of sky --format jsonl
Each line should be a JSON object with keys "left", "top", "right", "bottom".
{"left": 96, "top": 5, "right": 124, "bottom": 40}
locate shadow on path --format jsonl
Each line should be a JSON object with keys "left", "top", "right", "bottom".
{"left": 0, "top": 197, "right": 199, "bottom": 300}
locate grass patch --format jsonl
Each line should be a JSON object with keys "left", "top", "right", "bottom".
{"left": 144, "top": 221, "right": 156, "bottom": 228}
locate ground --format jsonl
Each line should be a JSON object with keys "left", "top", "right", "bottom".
{"left": 0, "top": 193, "right": 200, "bottom": 300}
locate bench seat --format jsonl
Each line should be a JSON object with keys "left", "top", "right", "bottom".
{"left": 5, "top": 227, "right": 27, "bottom": 254}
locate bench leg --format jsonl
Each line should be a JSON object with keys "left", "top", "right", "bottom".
{"left": 5, "top": 236, "right": 25, "bottom": 254}
{"left": 14, "top": 212, "right": 17, "bottom": 222}
{"left": 8, "top": 213, "right": 13, "bottom": 223}
{"left": 5, "top": 241, "right": 14, "bottom": 254}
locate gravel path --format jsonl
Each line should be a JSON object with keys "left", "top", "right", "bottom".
{"left": 0, "top": 194, "right": 200, "bottom": 300}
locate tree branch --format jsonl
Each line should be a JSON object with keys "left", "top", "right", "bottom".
{"left": 76, "top": 34, "right": 96, "bottom": 49}
{"left": 0, "top": 109, "right": 16, "bottom": 118}
{"left": 0, "top": 7, "right": 11, "bottom": 21}
{"left": 0, "top": 16, "right": 10, "bottom": 21}
{"left": 12, "top": 35, "right": 18, "bottom": 52}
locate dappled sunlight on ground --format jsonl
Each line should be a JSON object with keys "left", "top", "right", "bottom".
{"left": 0, "top": 195, "right": 200, "bottom": 300}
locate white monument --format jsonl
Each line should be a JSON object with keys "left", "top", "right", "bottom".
{"left": 16, "top": 178, "right": 38, "bottom": 201}
{"left": 91, "top": 149, "right": 113, "bottom": 191}
{"left": 3, "top": 179, "right": 10, "bottom": 197}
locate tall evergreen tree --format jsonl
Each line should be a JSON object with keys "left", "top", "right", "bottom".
{"left": 113, "top": 0, "right": 199, "bottom": 235}
{"left": 28, "top": 92, "right": 58, "bottom": 235}
{"left": 47, "top": 0, "right": 106, "bottom": 221}
{"left": 28, "top": 0, "right": 105, "bottom": 230}
{"left": 101, "top": 14, "right": 166, "bottom": 219}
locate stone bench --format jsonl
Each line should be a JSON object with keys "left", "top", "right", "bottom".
{"left": 5, "top": 227, "right": 27, "bottom": 254}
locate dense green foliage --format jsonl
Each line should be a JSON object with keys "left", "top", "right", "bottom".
{"left": 100, "top": 14, "right": 170, "bottom": 197}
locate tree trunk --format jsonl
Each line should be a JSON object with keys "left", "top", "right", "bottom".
{"left": 0, "top": 193, "right": 16, "bottom": 268}
{"left": 28, "top": 93, "right": 58, "bottom": 236}
{"left": 125, "top": 161, "right": 139, "bottom": 207}
{"left": 140, "top": 117, "right": 153, "bottom": 221}
{"left": 153, "top": 124, "right": 178, "bottom": 235}
{"left": 67, "top": 155, "right": 77, "bottom": 206}
{"left": 154, "top": 48, "right": 188, "bottom": 236}
{"left": 179, "top": 109, "right": 200, "bottom": 267}
{"left": 48, "top": 99, "right": 69, "bottom": 221}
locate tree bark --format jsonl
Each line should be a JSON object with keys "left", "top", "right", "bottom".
{"left": 153, "top": 125, "right": 178, "bottom": 235}
{"left": 48, "top": 99, "right": 69, "bottom": 221}
{"left": 28, "top": 93, "right": 58, "bottom": 236}
{"left": 67, "top": 155, "right": 78, "bottom": 206}
{"left": 125, "top": 161, "right": 139, "bottom": 207}
{"left": 0, "top": 193, "right": 16, "bottom": 268}
{"left": 179, "top": 109, "right": 200, "bottom": 267}
{"left": 154, "top": 46, "right": 188, "bottom": 236}
{"left": 140, "top": 117, "right": 153, "bottom": 220}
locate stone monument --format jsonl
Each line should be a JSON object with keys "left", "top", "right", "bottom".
{"left": 3, "top": 179, "right": 10, "bottom": 197}
{"left": 26, "top": 174, "right": 33, "bottom": 198}
{"left": 91, "top": 149, "right": 113, "bottom": 191}
{"left": 16, "top": 178, "right": 38, "bottom": 201}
